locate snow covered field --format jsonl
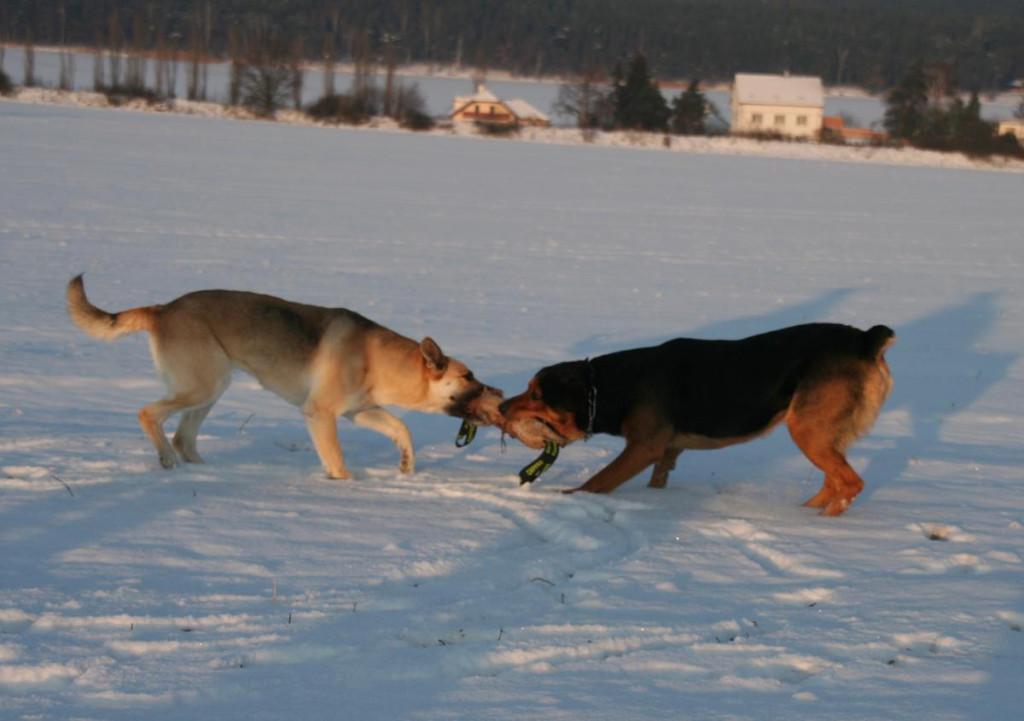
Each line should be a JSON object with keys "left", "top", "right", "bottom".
{"left": 1, "top": 99, "right": 1022, "bottom": 720}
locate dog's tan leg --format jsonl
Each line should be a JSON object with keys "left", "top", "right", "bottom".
{"left": 139, "top": 392, "right": 216, "bottom": 469}
{"left": 568, "top": 441, "right": 663, "bottom": 494}
{"left": 302, "top": 404, "right": 350, "bottom": 479}
{"left": 173, "top": 404, "right": 214, "bottom": 464}
{"left": 648, "top": 447, "right": 683, "bottom": 488}
{"left": 172, "top": 373, "right": 230, "bottom": 464}
{"left": 346, "top": 407, "right": 415, "bottom": 474}
{"left": 801, "top": 478, "right": 838, "bottom": 509}
{"left": 144, "top": 334, "right": 230, "bottom": 469}
{"left": 797, "top": 447, "right": 864, "bottom": 517}
{"left": 787, "top": 375, "right": 868, "bottom": 516}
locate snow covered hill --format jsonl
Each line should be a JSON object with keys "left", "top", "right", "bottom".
{"left": 1, "top": 99, "right": 1021, "bottom": 720}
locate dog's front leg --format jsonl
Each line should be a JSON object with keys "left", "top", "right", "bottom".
{"left": 302, "top": 403, "right": 351, "bottom": 479}
{"left": 346, "top": 407, "right": 415, "bottom": 474}
{"left": 567, "top": 441, "right": 663, "bottom": 494}
{"left": 648, "top": 447, "right": 683, "bottom": 488}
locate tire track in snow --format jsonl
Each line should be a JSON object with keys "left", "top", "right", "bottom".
{"left": 694, "top": 518, "right": 844, "bottom": 580}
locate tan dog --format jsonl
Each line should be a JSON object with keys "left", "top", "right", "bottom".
{"left": 500, "top": 324, "right": 895, "bottom": 516}
{"left": 67, "top": 275, "right": 502, "bottom": 478}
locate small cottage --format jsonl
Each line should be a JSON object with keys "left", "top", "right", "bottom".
{"left": 731, "top": 73, "right": 824, "bottom": 139}
{"left": 450, "top": 84, "right": 550, "bottom": 127}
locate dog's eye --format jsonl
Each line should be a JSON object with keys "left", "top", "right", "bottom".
{"left": 530, "top": 391, "right": 541, "bottom": 402}
{"left": 463, "top": 372, "right": 475, "bottom": 383}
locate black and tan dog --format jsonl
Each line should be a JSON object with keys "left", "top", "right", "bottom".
{"left": 499, "top": 323, "right": 895, "bottom": 516}
{"left": 67, "top": 275, "right": 503, "bottom": 478}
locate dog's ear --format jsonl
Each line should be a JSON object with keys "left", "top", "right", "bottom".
{"left": 420, "top": 337, "right": 449, "bottom": 374}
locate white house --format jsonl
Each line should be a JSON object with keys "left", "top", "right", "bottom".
{"left": 731, "top": 73, "right": 824, "bottom": 139}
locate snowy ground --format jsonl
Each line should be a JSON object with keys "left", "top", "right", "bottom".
{"left": 1, "top": 99, "right": 1022, "bottom": 720}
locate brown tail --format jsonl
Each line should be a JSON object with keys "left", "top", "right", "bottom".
{"left": 66, "top": 274, "right": 159, "bottom": 340}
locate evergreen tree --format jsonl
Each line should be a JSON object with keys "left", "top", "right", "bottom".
{"left": 950, "top": 91, "right": 996, "bottom": 154}
{"left": 670, "top": 80, "right": 708, "bottom": 135}
{"left": 612, "top": 54, "right": 670, "bottom": 131}
{"left": 884, "top": 62, "right": 929, "bottom": 141}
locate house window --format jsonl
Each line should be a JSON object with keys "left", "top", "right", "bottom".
{"left": 751, "top": 113, "right": 763, "bottom": 125}
{"left": 774, "top": 114, "right": 785, "bottom": 126}
{"left": 796, "top": 115, "right": 808, "bottom": 126}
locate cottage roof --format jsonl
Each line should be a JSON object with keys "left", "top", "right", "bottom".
{"left": 503, "top": 98, "right": 549, "bottom": 123}
{"left": 734, "top": 73, "right": 824, "bottom": 108}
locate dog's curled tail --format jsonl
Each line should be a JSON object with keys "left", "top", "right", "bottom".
{"left": 67, "top": 274, "right": 159, "bottom": 340}
{"left": 863, "top": 324, "right": 896, "bottom": 359}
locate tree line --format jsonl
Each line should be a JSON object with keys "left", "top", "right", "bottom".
{"left": 3, "top": 0, "right": 1024, "bottom": 92}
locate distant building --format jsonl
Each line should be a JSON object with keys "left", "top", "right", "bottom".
{"left": 450, "top": 84, "right": 550, "bottom": 127}
{"left": 997, "top": 118, "right": 1024, "bottom": 142}
{"left": 731, "top": 73, "right": 824, "bottom": 139}
{"left": 822, "top": 116, "right": 889, "bottom": 146}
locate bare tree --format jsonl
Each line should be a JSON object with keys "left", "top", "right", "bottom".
{"left": 186, "top": 3, "right": 210, "bottom": 101}
{"left": 23, "top": 28, "right": 35, "bottom": 87}
{"left": 239, "top": 27, "right": 297, "bottom": 118}
{"left": 107, "top": 9, "right": 123, "bottom": 89}
{"left": 322, "top": 7, "right": 339, "bottom": 99}
{"left": 554, "top": 66, "right": 609, "bottom": 129}
{"left": 124, "top": 9, "right": 148, "bottom": 93}
{"left": 227, "top": 24, "right": 245, "bottom": 105}
{"left": 92, "top": 27, "right": 104, "bottom": 90}
{"left": 382, "top": 32, "right": 398, "bottom": 117}
{"left": 57, "top": 1, "right": 74, "bottom": 90}
{"left": 289, "top": 36, "right": 304, "bottom": 110}
{"left": 0, "top": 6, "right": 7, "bottom": 72}
{"left": 393, "top": 81, "right": 433, "bottom": 129}
{"left": 350, "top": 29, "right": 377, "bottom": 116}
{"left": 154, "top": 8, "right": 177, "bottom": 99}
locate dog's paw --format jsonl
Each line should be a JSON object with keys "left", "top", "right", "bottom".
{"left": 158, "top": 450, "right": 179, "bottom": 469}
{"left": 821, "top": 498, "right": 852, "bottom": 516}
{"left": 399, "top": 451, "right": 415, "bottom": 475}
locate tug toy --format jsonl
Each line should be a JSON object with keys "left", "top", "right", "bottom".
{"left": 454, "top": 419, "right": 477, "bottom": 447}
{"left": 454, "top": 421, "right": 560, "bottom": 485}
{"left": 518, "top": 440, "right": 560, "bottom": 485}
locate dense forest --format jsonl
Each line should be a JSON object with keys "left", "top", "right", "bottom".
{"left": 4, "top": 0, "right": 1024, "bottom": 90}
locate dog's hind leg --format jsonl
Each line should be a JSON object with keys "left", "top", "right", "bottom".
{"left": 172, "top": 372, "right": 231, "bottom": 464}
{"left": 142, "top": 331, "right": 232, "bottom": 469}
{"left": 173, "top": 405, "right": 213, "bottom": 464}
{"left": 346, "top": 407, "right": 415, "bottom": 474}
{"left": 787, "top": 372, "right": 869, "bottom": 516}
{"left": 800, "top": 476, "right": 840, "bottom": 509}
{"left": 648, "top": 447, "right": 683, "bottom": 488}
{"left": 140, "top": 392, "right": 220, "bottom": 469}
